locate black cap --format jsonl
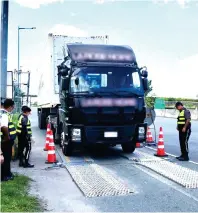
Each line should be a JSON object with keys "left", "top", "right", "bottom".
{"left": 21, "top": 105, "right": 27, "bottom": 111}
{"left": 22, "top": 106, "right": 31, "bottom": 113}
{"left": 175, "top": 101, "right": 183, "bottom": 107}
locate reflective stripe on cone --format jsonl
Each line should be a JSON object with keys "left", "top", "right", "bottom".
{"left": 154, "top": 127, "right": 168, "bottom": 157}
{"left": 45, "top": 130, "right": 58, "bottom": 164}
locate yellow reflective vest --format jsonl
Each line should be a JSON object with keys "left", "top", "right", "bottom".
{"left": 16, "top": 114, "right": 32, "bottom": 137}
{"left": 177, "top": 110, "right": 191, "bottom": 125}
{"left": 0, "top": 110, "right": 17, "bottom": 141}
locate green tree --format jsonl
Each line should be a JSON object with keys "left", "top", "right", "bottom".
{"left": 145, "top": 80, "right": 155, "bottom": 108}
{"left": 145, "top": 80, "right": 153, "bottom": 97}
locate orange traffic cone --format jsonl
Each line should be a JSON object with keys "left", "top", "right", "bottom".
{"left": 136, "top": 141, "right": 143, "bottom": 148}
{"left": 44, "top": 123, "right": 51, "bottom": 151}
{"left": 146, "top": 127, "right": 155, "bottom": 146}
{"left": 154, "top": 127, "right": 168, "bottom": 157}
{"left": 45, "top": 130, "right": 58, "bottom": 164}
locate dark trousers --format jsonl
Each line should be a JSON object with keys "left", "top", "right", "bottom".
{"left": 18, "top": 135, "right": 31, "bottom": 164}
{"left": 1, "top": 141, "right": 13, "bottom": 180}
{"left": 179, "top": 128, "right": 191, "bottom": 158}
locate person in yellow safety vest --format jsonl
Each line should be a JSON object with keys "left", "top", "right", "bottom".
{"left": 17, "top": 106, "right": 34, "bottom": 168}
{"left": 0, "top": 99, "right": 16, "bottom": 181}
{"left": 0, "top": 101, "right": 5, "bottom": 165}
{"left": 175, "top": 101, "right": 191, "bottom": 161}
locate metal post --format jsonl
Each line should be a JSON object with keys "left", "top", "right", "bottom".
{"left": 17, "top": 26, "right": 20, "bottom": 87}
{"left": 1, "top": 0, "right": 9, "bottom": 101}
{"left": 17, "top": 27, "right": 36, "bottom": 87}
{"left": 26, "top": 71, "right": 30, "bottom": 105}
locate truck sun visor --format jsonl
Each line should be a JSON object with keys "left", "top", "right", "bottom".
{"left": 67, "top": 44, "right": 136, "bottom": 63}
{"left": 72, "top": 52, "right": 134, "bottom": 62}
{"left": 81, "top": 98, "right": 137, "bottom": 107}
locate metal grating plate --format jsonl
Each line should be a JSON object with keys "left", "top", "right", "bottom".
{"left": 66, "top": 164, "right": 133, "bottom": 197}
{"left": 139, "top": 160, "right": 198, "bottom": 188}
{"left": 121, "top": 150, "right": 165, "bottom": 162}
{"left": 65, "top": 155, "right": 94, "bottom": 165}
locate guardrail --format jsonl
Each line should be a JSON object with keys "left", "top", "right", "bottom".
{"left": 155, "top": 109, "right": 198, "bottom": 120}
{"left": 165, "top": 101, "right": 198, "bottom": 109}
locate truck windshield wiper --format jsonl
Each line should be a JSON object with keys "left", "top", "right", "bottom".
{"left": 69, "top": 91, "right": 102, "bottom": 97}
{"left": 94, "top": 91, "right": 121, "bottom": 97}
{"left": 114, "top": 90, "right": 140, "bottom": 97}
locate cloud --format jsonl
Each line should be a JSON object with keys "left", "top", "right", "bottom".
{"left": 70, "top": 12, "right": 77, "bottom": 17}
{"left": 95, "top": 0, "right": 105, "bottom": 4}
{"left": 152, "top": 0, "right": 190, "bottom": 8}
{"left": 94, "top": 0, "right": 116, "bottom": 4}
{"left": 48, "top": 24, "right": 88, "bottom": 36}
{"left": 14, "top": 0, "right": 64, "bottom": 9}
{"left": 158, "top": 54, "right": 198, "bottom": 98}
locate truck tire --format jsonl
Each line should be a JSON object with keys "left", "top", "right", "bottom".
{"left": 121, "top": 143, "right": 136, "bottom": 153}
{"left": 61, "top": 132, "right": 73, "bottom": 156}
{"left": 38, "top": 112, "right": 46, "bottom": 129}
{"left": 62, "top": 143, "right": 73, "bottom": 156}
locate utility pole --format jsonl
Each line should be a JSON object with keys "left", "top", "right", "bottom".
{"left": 17, "top": 26, "right": 36, "bottom": 88}
{"left": 26, "top": 71, "right": 30, "bottom": 105}
{"left": 1, "top": 0, "right": 9, "bottom": 102}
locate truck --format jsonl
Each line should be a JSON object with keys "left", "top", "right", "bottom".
{"left": 37, "top": 33, "right": 149, "bottom": 156}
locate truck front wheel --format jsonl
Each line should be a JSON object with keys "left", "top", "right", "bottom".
{"left": 121, "top": 143, "right": 136, "bottom": 153}
{"left": 61, "top": 132, "right": 73, "bottom": 156}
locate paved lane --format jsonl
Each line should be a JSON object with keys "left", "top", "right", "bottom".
{"left": 151, "top": 117, "right": 198, "bottom": 162}
{"left": 22, "top": 110, "right": 198, "bottom": 212}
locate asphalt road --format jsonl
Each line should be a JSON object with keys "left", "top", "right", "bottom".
{"left": 12, "top": 110, "right": 198, "bottom": 212}
{"left": 153, "top": 117, "right": 198, "bottom": 162}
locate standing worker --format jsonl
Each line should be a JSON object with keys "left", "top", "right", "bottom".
{"left": 0, "top": 102, "right": 5, "bottom": 164}
{"left": 17, "top": 106, "right": 34, "bottom": 168}
{"left": 0, "top": 99, "right": 16, "bottom": 181}
{"left": 175, "top": 102, "right": 191, "bottom": 161}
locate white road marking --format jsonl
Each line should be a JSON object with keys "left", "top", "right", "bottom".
{"left": 145, "top": 146, "right": 198, "bottom": 165}
{"left": 135, "top": 164, "right": 198, "bottom": 203}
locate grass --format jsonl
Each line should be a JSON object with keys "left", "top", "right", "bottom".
{"left": 1, "top": 174, "right": 43, "bottom": 212}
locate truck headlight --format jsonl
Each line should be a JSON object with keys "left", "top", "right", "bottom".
{"left": 72, "top": 128, "right": 81, "bottom": 136}
{"left": 71, "top": 128, "right": 81, "bottom": 141}
{"left": 139, "top": 127, "right": 145, "bottom": 134}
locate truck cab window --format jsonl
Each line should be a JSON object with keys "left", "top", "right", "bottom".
{"left": 70, "top": 76, "right": 90, "bottom": 92}
{"left": 132, "top": 71, "right": 141, "bottom": 89}
{"left": 69, "top": 66, "right": 143, "bottom": 94}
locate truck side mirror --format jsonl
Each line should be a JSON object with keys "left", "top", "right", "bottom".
{"left": 61, "top": 77, "right": 69, "bottom": 91}
{"left": 141, "top": 70, "right": 148, "bottom": 78}
{"left": 142, "top": 78, "right": 149, "bottom": 91}
{"left": 58, "top": 65, "right": 69, "bottom": 76}
{"left": 75, "top": 77, "right": 79, "bottom": 86}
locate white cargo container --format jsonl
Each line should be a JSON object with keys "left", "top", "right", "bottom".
{"left": 37, "top": 33, "right": 109, "bottom": 128}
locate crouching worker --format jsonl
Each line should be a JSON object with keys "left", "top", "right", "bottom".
{"left": 17, "top": 106, "right": 34, "bottom": 168}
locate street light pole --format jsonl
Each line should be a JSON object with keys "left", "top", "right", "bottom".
{"left": 17, "top": 26, "right": 20, "bottom": 87}
{"left": 1, "top": 0, "right": 9, "bottom": 102}
{"left": 17, "top": 26, "right": 36, "bottom": 88}
{"left": 26, "top": 71, "right": 30, "bottom": 105}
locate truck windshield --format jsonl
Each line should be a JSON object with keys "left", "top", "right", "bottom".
{"left": 70, "top": 66, "right": 143, "bottom": 95}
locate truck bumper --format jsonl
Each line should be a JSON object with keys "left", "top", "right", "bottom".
{"left": 69, "top": 123, "right": 147, "bottom": 145}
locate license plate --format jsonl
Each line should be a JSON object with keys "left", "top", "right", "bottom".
{"left": 104, "top": 132, "right": 118, "bottom": 138}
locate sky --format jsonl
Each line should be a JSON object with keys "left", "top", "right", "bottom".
{"left": 2, "top": 0, "right": 198, "bottom": 98}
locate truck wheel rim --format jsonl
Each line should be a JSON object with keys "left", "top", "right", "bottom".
{"left": 61, "top": 132, "right": 65, "bottom": 147}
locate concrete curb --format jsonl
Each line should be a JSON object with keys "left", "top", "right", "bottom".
{"left": 155, "top": 109, "right": 198, "bottom": 120}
